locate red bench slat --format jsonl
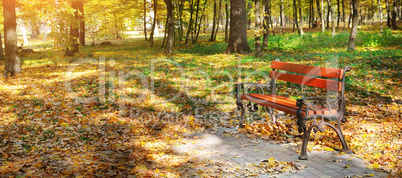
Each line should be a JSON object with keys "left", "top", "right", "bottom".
{"left": 271, "top": 61, "right": 344, "bottom": 79}
{"left": 270, "top": 71, "right": 342, "bottom": 91}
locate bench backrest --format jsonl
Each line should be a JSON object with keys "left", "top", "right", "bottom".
{"left": 270, "top": 61, "right": 345, "bottom": 92}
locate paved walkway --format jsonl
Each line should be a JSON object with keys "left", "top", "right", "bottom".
{"left": 173, "top": 127, "right": 389, "bottom": 177}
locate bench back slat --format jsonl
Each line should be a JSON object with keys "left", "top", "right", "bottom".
{"left": 270, "top": 71, "right": 342, "bottom": 91}
{"left": 271, "top": 61, "right": 344, "bottom": 79}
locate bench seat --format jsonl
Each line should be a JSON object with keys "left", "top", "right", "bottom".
{"left": 240, "top": 94, "right": 338, "bottom": 117}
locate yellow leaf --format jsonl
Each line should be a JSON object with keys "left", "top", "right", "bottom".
{"left": 324, "top": 148, "right": 334, "bottom": 151}
{"left": 364, "top": 173, "right": 375, "bottom": 177}
{"left": 367, "top": 163, "right": 380, "bottom": 169}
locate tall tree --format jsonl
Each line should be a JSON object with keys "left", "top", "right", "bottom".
{"left": 192, "top": 0, "right": 201, "bottom": 44}
{"left": 316, "top": 0, "right": 322, "bottom": 22}
{"left": 294, "top": 0, "right": 299, "bottom": 32}
{"left": 378, "top": 0, "right": 383, "bottom": 32}
{"left": 391, "top": 0, "right": 397, "bottom": 29}
{"left": 309, "top": 0, "right": 314, "bottom": 28}
{"left": 280, "top": 0, "right": 284, "bottom": 34}
{"left": 327, "top": 0, "right": 335, "bottom": 36}
{"left": 194, "top": 0, "right": 208, "bottom": 43}
{"left": 164, "top": 0, "right": 174, "bottom": 54}
{"left": 186, "top": 0, "right": 194, "bottom": 44}
{"left": 342, "top": 0, "right": 345, "bottom": 29}
{"left": 299, "top": 0, "right": 304, "bottom": 34}
{"left": 2, "top": 0, "right": 19, "bottom": 77}
{"left": 262, "top": 0, "right": 271, "bottom": 48}
{"left": 225, "top": 0, "right": 251, "bottom": 54}
{"left": 149, "top": 0, "right": 157, "bottom": 47}
{"left": 213, "top": 0, "right": 222, "bottom": 41}
{"left": 0, "top": 33, "right": 4, "bottom": 60}
{"left": 210, "top": 0, "right": 218, "bottom": 41}
{"left": 321, "top": 0, "right": 325, "bottom": 32}
{"left": 78, "top": 1, "right": 85, "bottom": 46}
{"left": 144, "top": 0, "right": 148, "bottom": 41}
{"left": 337, "top": 0, "right": 340, "bottom": 27}
{"left": 348, "top": 0, "right": 359, "bottom": 51}
{"left": 224, "top": 0, "right": 229, "bottom": 42}
{"left": 385, "top": 0, "right": 391, "bottom": 28}
{"left": 348, "top": 0, "right": 352, "bottom": 27}
{"left": 65, "top": 1, "right": 80, "bottom": 56}
{"left": 255, "top": 0, "right": 262, "bottom": 57}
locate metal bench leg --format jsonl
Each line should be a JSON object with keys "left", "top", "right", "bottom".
{"left": 333, "top": 120, "right": 352, "bottom": 154}
{"left": 238, "top": 102, "right": 245, "bottom": 128}
{"left": 268, "top": 107, "right": 276, "bottom": 123}
{"left": 299, "top": 124, "right": 314, "bottom": 160}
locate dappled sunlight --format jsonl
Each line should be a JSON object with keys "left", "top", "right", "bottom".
{"left": 0, "top": 25, "right": 401, "bottom": 176}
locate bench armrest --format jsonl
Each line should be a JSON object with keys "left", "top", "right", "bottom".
{"left": 235, "top": 83, "right": 271, "bottom": 107}
{"left": 234, "top": 83, "right": 271, "bottom": 97}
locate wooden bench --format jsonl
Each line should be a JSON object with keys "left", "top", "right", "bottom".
{"left": 235, "top": 61, "right": 352, "bottom": 160}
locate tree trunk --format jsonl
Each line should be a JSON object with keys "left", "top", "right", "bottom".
{"left": 280, "top": 0, "right": 284, "bottom": 34}
{"left": 211, "top": 0, "right": 217, "bottom": 41}
{"left": 255, "top": 0, "right": 262, "bottom": 57}
{"left": 371, "top": 0, "right": 374, "bottom": 23}
{"left": 247, "top": 2, "right": 252, "bottom": 29}
{"left": 2, "top": 0, "right": 19, "bottom": 77}
{"left": 225, "top": 0, "right": 251, "bottom": 54}
{"left": 316, "top": 0, "right": 323, "bottom": 22}
{"left": 22, "top": 24, "right": 29, "bottom": 45}
{"left": 269, "top": 0, "right": 275, "bottom": 36}
{"left": 342, "top": 0, "right": 345, "bottom": 29}
{"left": 77, "top": 1, "right": 85, "bottom": 46}
{"left": 225, "top": 0, "right": 229, "bottom": 42}
{"left": 378, "top": 0, "right": 383, "bottom": 32}
{"left": 185, "top": 0, "right": 194, "bottom": 44}
{"left": 144, "top": 0, "right": 148, "bottom": 41}
{"left": 321, "top": 0, "right": 325, "bottom": 32}
{"left": 309, "top": 0, "right": 313, "bottom": 28}
{"left": 213, "top": 0, "right": 222, "bottom": 41}
{"left": 65, "top": 1, "right": 80, "bottom": 56}
{"left": 385, "top": 0, "right": 391, "bottom": 27}
{"left": 348, "top": 0, "right": 358, "bottom": 51}
{"left": 0, "top": 33, "right": 4, "bottom": 60}
{"left": 326, "top": 4, "right": 330, "bottom": 28}
{"left": 327, "top": 0, "right": 335, "bottom": 36}
{"left": 161, "top": 20, "right": 168, "bottom": 48}
{"left": 337, "top": 0, "right": 340, "bottom": 27}
{"left": 294, "top": 0, "right": 300, "bottom": 33}
{"left": 194, "top": 0, "right": 208, "bottom": 43}
{"left": 178, "top": 0, "right": 184, "bottom": 41}
{"left": 293, "top": 0, "right": 296, "bottom": 32}
{"left": 262, "top": 0, "right": 270, "bottom": 48}
{"left": 348, "top": 0, "right": 352, "bottom": 28}
{"left": 192, "top": 0, "right": 201, "bottom": 44}
{"left": 164, "top": 0, "right": 174, "bottom": 54}
{"left": 150, "top": 0, "right": 157, "bottom": 47}
{"left": 391, "top": 0, "right": 397, "bottom": 29}
{"left": 299, "top": 0, "right": 304, "bottom": 34}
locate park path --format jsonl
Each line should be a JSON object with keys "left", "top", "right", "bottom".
{"left": 173, "top": 127, "right": 389, "bottom": 177}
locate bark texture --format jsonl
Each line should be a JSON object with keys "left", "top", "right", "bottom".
{"left": 164, "top": 0, "right": 174, "bottom": 54}
{"left": 348, "top": 0, "right": 359, "bottom": 51}
{"left": 2, "top": 0, "right": 19, "bottom": 77}
{"left": 65, "top": 1, "right": 80, "bottom": 56}
{"left": 78, "top": 1, "right": 85, "bottom": 46}
{"left": 225, "top": 0, "right": 251, "bottom": 54}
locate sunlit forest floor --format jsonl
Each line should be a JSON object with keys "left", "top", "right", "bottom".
{"left": 0, "top": 24, "right": 401, "bottom": 177}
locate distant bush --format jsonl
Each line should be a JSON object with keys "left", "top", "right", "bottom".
{"left": 262, "top": 30, "right": 400, "bottom": 52}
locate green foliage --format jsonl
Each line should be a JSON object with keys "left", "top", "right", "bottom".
{"left": 263, "top": 31, "right": 401, "bottom": 52}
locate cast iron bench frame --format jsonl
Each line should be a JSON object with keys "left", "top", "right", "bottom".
{"left": 235, "top": 61, "right": 352, "bottom": 160}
